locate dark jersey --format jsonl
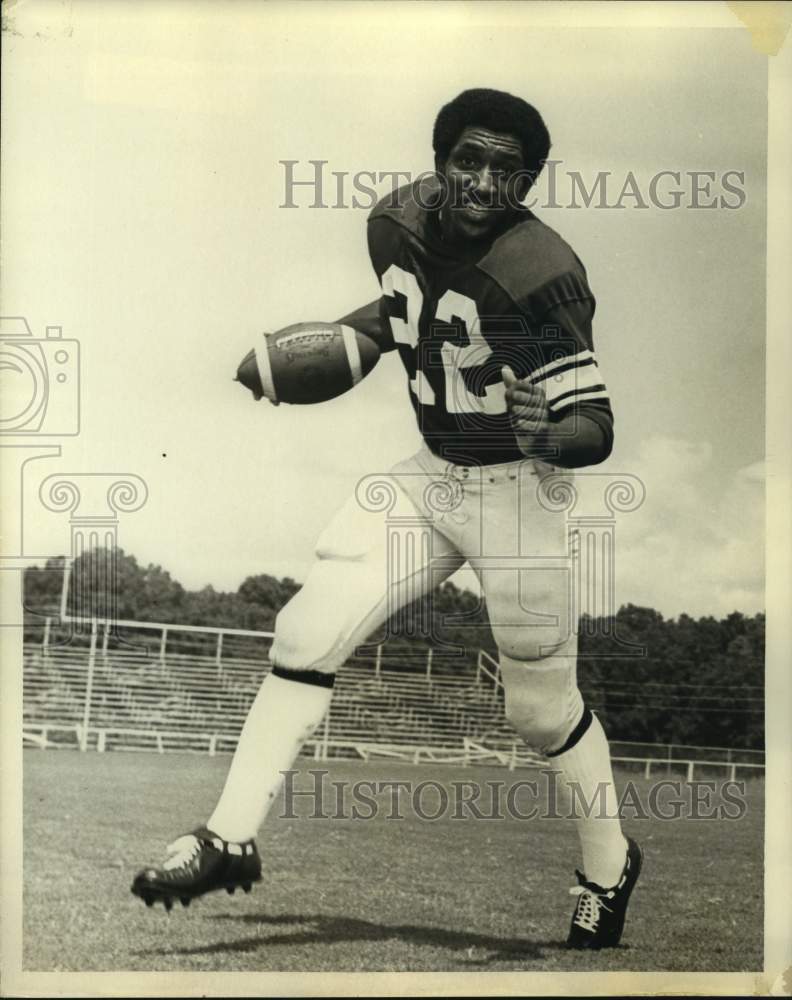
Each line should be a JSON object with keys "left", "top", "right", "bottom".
{"left": 367, "top": 180, "right": 613, "bottom": 466}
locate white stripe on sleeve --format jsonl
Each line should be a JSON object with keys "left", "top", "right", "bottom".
{"left": 542, "top": 362, "right": 605, "bottom": 404}
{"left": 532, "top": 349, "right": 594, "bottom": 383}
{"left": 549, "top": 388, "right": 610, "bottom": 412}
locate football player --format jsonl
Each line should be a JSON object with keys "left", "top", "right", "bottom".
{"left": 132, "top": 88, "right": 641, "bottom": 949}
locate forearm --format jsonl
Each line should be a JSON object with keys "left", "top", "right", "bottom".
{"left": 535, "top": 412, "right": 612, "bottom": 468}
{"left": 336, "top": 299, "right": 395, "bottom": 353}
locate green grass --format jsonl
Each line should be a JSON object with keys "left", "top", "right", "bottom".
{"left": 23, "top": 750, "right": 763, "bottom": 972}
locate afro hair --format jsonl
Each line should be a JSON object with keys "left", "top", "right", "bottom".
{"left": 433, "top": 88, "right": 551, "bottom": 186}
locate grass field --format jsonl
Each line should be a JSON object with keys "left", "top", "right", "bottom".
{"left": 22, "top": 749, "right": 763, "bottom": 973}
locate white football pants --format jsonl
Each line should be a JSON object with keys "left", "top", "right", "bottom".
{"left": 270, "top": 445, "right": 582, "bottom": 753}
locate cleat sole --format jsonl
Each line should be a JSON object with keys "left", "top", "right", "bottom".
{"left": 134, "top": 881, "right": 259, "bottom": 909}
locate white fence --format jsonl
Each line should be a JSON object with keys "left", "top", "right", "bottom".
{"left": 22, "top": 617, "right": 765, "bottom": 781}
{"left": 32, "top": 614, "right": 499, "bottom": 684}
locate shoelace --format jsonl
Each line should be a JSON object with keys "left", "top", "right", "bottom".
{"left": 163, "top": 834, "right": 201, "bottom": 871}
{"left": 569, "top": 885, "right": 613, "bottom": 933}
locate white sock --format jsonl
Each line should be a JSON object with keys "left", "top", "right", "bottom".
{"left": 207, "top": 672, "right": 332, "bottom": 842}
{"left": 550, "top": 712, "right": 628, "bottom": 888}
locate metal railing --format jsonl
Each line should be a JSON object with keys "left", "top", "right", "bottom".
{"left": 21, "top": 721, "right": 765, "bottom": 781}
{"left": 21, "top": 618, "right": 764, "bottom": 779}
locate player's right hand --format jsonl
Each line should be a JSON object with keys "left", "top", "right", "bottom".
{"left": 502, "top": 365, "right": 549, "bottom": 454}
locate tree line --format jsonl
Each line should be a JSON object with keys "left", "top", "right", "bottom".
{"left": 23, "top": 549, "right": 764, "bottom": 749}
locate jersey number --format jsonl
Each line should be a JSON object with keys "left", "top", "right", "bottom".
{"left": 381, "top": 264, "right": 507, "bottom": 416}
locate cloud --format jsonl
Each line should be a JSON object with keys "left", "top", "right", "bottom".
{"left": 598, "top": 435, "right": 764, "bottom": 618}
{"left": 157, "top": 432, "right": 764, "bottom": 620}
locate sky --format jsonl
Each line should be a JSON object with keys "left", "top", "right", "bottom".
{"left": 2, "top": 2, "right": 768, "bottom": 619}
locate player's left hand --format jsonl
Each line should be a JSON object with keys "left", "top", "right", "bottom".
{"left": 502, "top": 365, "right": 550, "bottom": 453}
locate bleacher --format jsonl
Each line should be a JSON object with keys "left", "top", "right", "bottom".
{"left": 22, "top": 643, "right": 509, "bottom": 752}
{"left": 21, "top": 625, "right": 766, "bottom": 778}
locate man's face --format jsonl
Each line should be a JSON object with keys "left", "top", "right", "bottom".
{"left": 436, "top": 126, "right": 528, "bottom": 245}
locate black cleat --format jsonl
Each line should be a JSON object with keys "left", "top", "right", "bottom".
{"left": 131, "top": 826, "right": 261, "bottom": 910}
{"left": 567, "top": 837, "right": 643, "bottom": 949}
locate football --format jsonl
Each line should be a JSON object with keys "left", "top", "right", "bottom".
{"left": 235, "top": 322, "right": 381, "bottom": 405}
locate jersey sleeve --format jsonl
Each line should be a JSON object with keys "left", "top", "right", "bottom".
{"left": 537, "top": 290, "right": 612, "bottom": 412}
{"left": 532, "top": 291, "right": 614, "bottom": 456}
{"left": 366, "top": 216, "right": 400, "bottom": 353}
{"left": 479, "top": 232, "right": 615, "bottom": 452}
{"left": 366, "top": 213, "right": 391, "bottom": 278}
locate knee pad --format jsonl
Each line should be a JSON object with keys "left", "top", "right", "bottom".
{"left": 269, "top": 481, "right": 414, "bottom": 676}
{"left": 484, "top": 574, "right": 574, "bottom": 662}
{"left": 500, "top": 647, "right": 583, "bottom": 755}
{"left": 269, "top": 584, "right": 348, "bottom": 676}
{"left": 269, "top": 552, "right": 390, "bottom": 676}
{"left": 494, "top": 628, "right": 573, "bottom": 662}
